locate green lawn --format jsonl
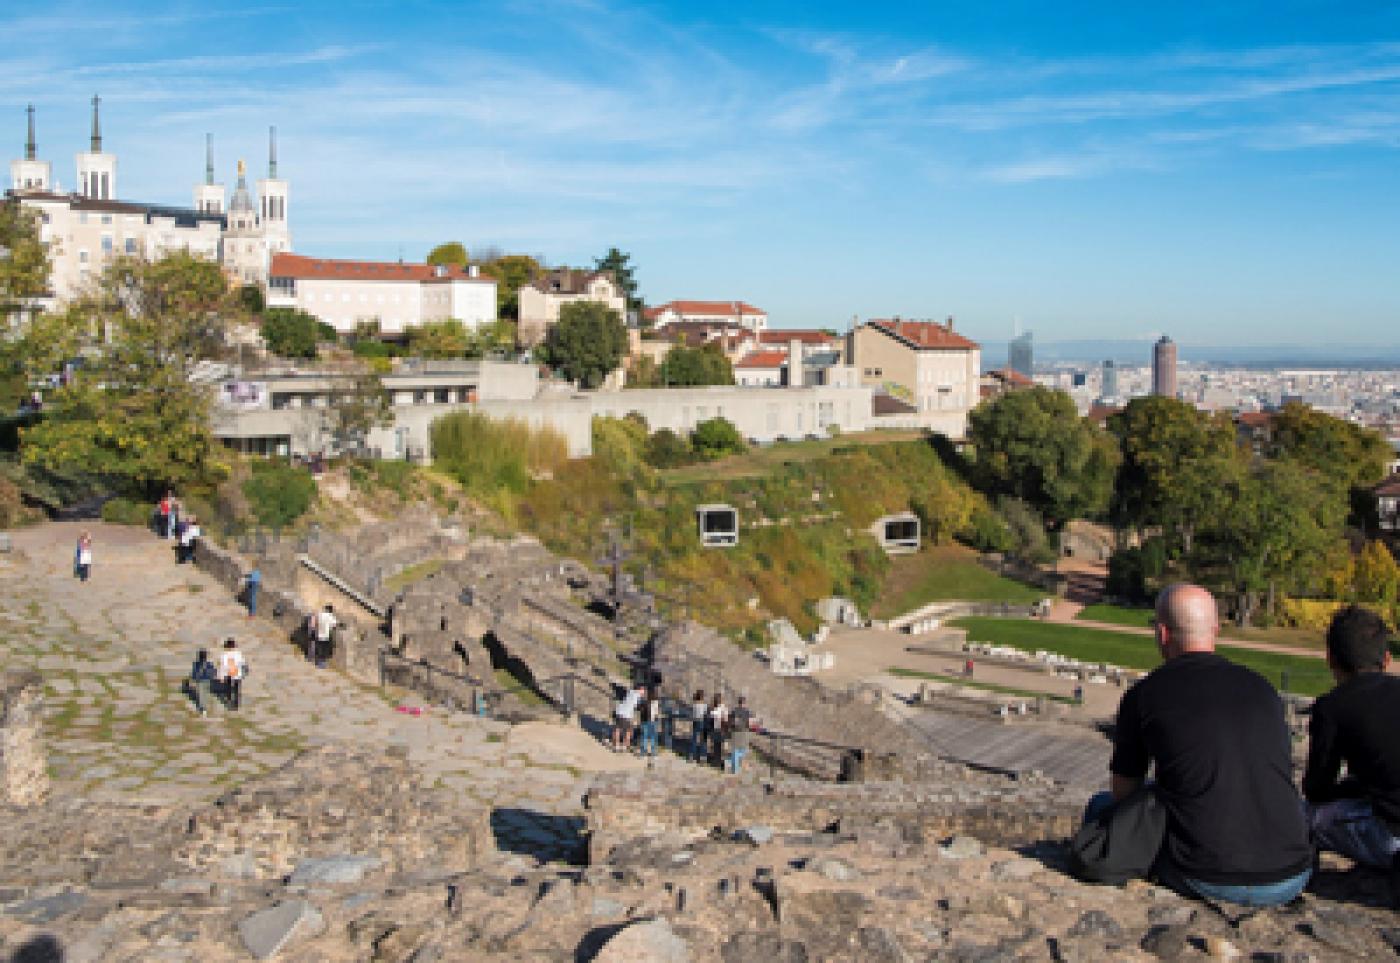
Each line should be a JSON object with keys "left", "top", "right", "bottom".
{"left": 950, "top": 617, "right": 1334, "bottom": 696}
{"left": 887, "top": 666, "right": 1076, "bottom": 704}
{"left": 658, "top": 429, "right": 926, "bottom": 486}
{"left": 871, "top": 548, "right": 1045, "bottom": 619}
{"left": 1075, "top": 603, "right": 1154, "bottom": 628}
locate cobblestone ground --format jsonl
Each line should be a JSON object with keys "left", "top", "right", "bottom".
{"left": 0, "top": 522, "right": 695, "bottom": 850}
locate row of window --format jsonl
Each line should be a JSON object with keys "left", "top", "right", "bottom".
{"left": 269, "top": 386, "right": 477, "bottom": 410}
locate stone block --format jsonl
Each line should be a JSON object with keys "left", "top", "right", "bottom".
{"left": 592, "top": 918, "right": 690, "bottom": 963}
{"left": 238, "top": 900, "right": 324, "bottom": 960}
{"left": 287, "top": 854, "right": 381, "bottom": 886}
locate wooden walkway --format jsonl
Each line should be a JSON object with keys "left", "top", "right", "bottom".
{"left": 907, "top": 708, "right": 1111, "bottom": 788}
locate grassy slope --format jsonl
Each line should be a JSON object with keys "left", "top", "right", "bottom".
{"left": 1074, "top": 603, "right": 1153, "bottom": 628}
{"left": 951, "top": 617, "right": 1333, "bottom": 696}
{"left": 870, "top": 545, "right": 1044, "bottom": 619}
{"left": 658, "top": 430, "right": 926, "bottom": 486}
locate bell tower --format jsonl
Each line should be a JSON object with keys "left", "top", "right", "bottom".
{"left": 9, "top": 104, "right": 52, "bottom": 192}
{"left": 75, "top": 94, "right": 117, "bottom": 199}
{"left": 255, "top": 126, "right": 291, "bottom": 257}
{"left": 193, "top": 133, "right": 225, "bottom": 214}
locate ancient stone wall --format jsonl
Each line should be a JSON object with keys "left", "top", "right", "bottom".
{"left": 0, "top": 671, "right": 49, "bottom": 807}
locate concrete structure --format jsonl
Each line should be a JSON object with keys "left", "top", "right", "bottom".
{"left": 1008, "top": 331, "right": 1033, "bottom": 379}
{"left": 266, "top": 253, "right": 498, "bottom": 337}
{"left": 696, "top": 504, "right": 739, "bottom": 547}
{"left": 1152, "top": 335, "right": 1178, "bottom": 398}
{"left": 848, "top": 318, "right": 980, "bottom": 438}
{"left": 872, "top": 512, "right": 921, "bottom": 554}
{"left": 518, "top": 268, "right": 625, "bottom": 347}
{"left": 7, "top": 101, "right": 292, "bottom": 302}
{"left": 645, "top": 300, "right": 767, "bottom": 333}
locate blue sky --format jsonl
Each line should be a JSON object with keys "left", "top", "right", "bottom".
{"left": 5, "top": 0, "right": 1400, "bottom": 346}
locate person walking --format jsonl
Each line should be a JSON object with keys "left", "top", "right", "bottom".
{"left": 218, "top": 638, "right": 247, "bottom": 711}
{"left": 689, "top": 690, "right": 707, "bottom": 762}
{"left": 74, "top": 531, "right": 93, "bottom": 582}
{"left": 638, "top": 688, "right": 661, "bottom": 758}
{"left": 244, "top": 567, "right": 262, "bottom": 618}
{"left": 1079, "top": 583, "right": 1312, "bottom": 906}
{"left": 707, "top": 693, "right": 728, "bottom": 768}
{"left": 188, "top": 648, "right": 217, "bottom": 716}
{"left": 727, "top": 696, "right": 753, "bottom": 775}
{"left": 611, "top": 684, "right": 643, "bottom": 752}
{"left": 312, "top": 604, "right": 338, "bottom": 667}
{"left": 177, "top": 515, "right": 201, "bottom": 564}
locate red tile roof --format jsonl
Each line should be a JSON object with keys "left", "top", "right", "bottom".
{"left": 867, "top": 319, "right": 979, "bottom": 351}
{"left": 269, "top": 253, "right": 495, "bottom": 284}
{"left": 734, "top": 350, "right": 789, "bottom": 369}
{"left": 987, "top": 367, "right": 1033, "bottom": 386}
{"left": 1236, "top": 412, "right": 1274, "bottom": 428}
{"left": 652, "top": 300, "right": 766, "bottom": 318}
{"left": 1086, "top": 403, "right": 1123, "bottom": 425}
{"left": 759, "top": 329, "right": 837, "bottom": 346}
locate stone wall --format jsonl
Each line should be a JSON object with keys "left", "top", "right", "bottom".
{"left": 0, "top": 671, "right": 49, "bottom": 807}
{"left": 583, "top": 769, "right": 1087, "bottom": 864}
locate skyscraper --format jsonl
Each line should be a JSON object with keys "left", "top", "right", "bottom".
{"left": 1101, "top": 359, "right": 1118, "bottom": 400}
{"left": 1153, "top": 335, "right": 1178, "bottom": 398}
{"left": 1008, "top": 331, "right": 1033, "bottom": 379}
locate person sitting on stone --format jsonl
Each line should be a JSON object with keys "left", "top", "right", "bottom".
{"left": 1303, "top": 605, "right": 1400, "bottom": 901}
{"left": 1094, "top": 582, "right": 1312, "bottom": 906}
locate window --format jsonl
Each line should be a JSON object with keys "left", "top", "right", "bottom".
{"left": 434, "top": 389, "right": 449, "bottom": 404}
{"left": 413, "top": 390, "right": 427, "bottom": 404}
{"left": 101, "top": 235, "right": 113, "bottom": 253}
{"left": 101, "top": 173, "right": 109, "bottom": 199}
{"left": 78, "top": 250, "right": 89, "bottom": 264}
{"left": 79, "top": 212, "right": 88, "bottom": 225}
{"left": 101, "top": 214, "right": 112, "bottom": 225}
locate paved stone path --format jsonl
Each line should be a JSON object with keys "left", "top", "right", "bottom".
{"left": 0, "top": 522, "right": 687, "bottom": 830}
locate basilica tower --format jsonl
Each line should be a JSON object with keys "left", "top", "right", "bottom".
{"left": 255, "top": 126, "right": 291, "bottom": 258}
{"left": 193, "top": 133, "right": 226, "bottom": 214}
{"left": 75, "top": 95, "right": 116, "bottom": 199}
{"left": 10, "top": 105, "right": 52, "bottom": 192}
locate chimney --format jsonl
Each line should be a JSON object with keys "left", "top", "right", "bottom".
{"left": 468, "top": 264, "right": 479, "bottom": 279}
{"left": 788, "top": 337, "right": 804, "bottom": 388}
{"left": 946, "top": 315, "right": 955, "bottom": 332}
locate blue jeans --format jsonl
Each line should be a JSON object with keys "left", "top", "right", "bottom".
{"left": 728, "top": 746, "right": 747, "bottom": 774}
{"left": 1310, "top": 798, "right": 1400, "bottom": 870}
{"left": 639, "top": 721, "right": 657, "bottom": 756}
{"left": 247, "top": 584, "right": 259, "bottom": 616}
{"left": 1082, "top": 791, "right": 1311, "bottom": 907}
{"left": 690, "top": 723, "right": 706, "bottom": 762}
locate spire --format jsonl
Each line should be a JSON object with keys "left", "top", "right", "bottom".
{"left": 268, "top": 125, "right": 277, "bottom": 179}
{"left": 89, "top": 94, "right": 101, "bottom": 152}
{"left": 25, "top": 104, "right": 35, "bottom": 161}
{"left": 205, "top": 133, "right": 214, "bottom": 185}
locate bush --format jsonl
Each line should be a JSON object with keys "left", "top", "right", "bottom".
{"left": 431, "top": 412, "right": 569, "bottom": 499}
{"left": 261, "top": 308, "right": 327, "bottom": 359}
{"left": 241, "top": 460, "right": 317, "bottom": 529}
{"left": 644, "top": 428, "right": 695, "bottom": 468}
{"left": 691, "top": 417, "right": 746, "bottom": 460}
{"left": 100, "top": 497, "right": 153, "bottom": 527}
{"left": 965, "top": 506, "right": 1015, "bottom": 553}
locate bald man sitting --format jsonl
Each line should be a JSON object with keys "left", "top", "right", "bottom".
{"left": 1102, "top": 583, "right": 1312, "bottom": 906}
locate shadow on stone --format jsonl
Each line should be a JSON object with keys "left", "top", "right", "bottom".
{"left": 491, "top": 807, "right": 587, "bottom": 865}
{"left": 9, "top": 935, "right": 63, "bottom": 963}
{"left": 573, "top": 921, "right": 629, "bottom": 962}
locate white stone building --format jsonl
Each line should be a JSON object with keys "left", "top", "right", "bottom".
{"left": 645, "top": 300, "right": 768, "bottom": 333}
{"left": 517, "top": 268, "right": 625, "bottom": 347}
{"left": 848, "top": 318, "right": 981, "bottom": 438}
{"left": 265, "top": 253, "right": 498, "bottom": 337}
{"left": 5, "top": 99, "right": 292, "bottom": 303}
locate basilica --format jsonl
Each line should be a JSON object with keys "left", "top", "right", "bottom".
{"left": 6, "top": 97, "right": 292, "bottom": 306}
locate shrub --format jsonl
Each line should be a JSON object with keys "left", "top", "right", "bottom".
{"left": 691, "top": 417, "right": 746, "bottom": 460}
{"left": 965, "top": 506, "right": 1015, "bottom": 553}
{"left": 431, "top": 411, "right": 569, "bottom": 498}
{"left": 644, "top": 428, "right": 695, "bottom": 468}
{"left": 100, "top": 496, "right": 153, "bottom": 527}
{"left": 592, "top": 416, "right": 650, "bottom": 482}
{"left": 241, "top": 460, "right": 317, "bottom": 529}
{"left": 261, "top": 308, "right": 326, "bottom": 359}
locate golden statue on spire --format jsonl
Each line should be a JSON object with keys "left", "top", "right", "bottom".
{"left": 237, "top": 158, "right": 246, "bottom": 178}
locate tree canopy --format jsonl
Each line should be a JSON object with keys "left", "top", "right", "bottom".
{"left": 967, "top": 386, "right": 1117, "bottom": 527}
{"left": 691, "top": 417, "right": 746, "bottom": 460}
{"left": 20, "top": 253, "right": 243, "bottom": 493}
{"left": 323, "top": 371, "right": 392, "bottom": 455}
{"left": 538, "top": 301, "right": 627, "bottom": 388}
{"left": 594, "top": 247, "right": 641, "bottom": 312}
{"left": 658, "top": 343, "right": 735, "bottom": 387}
{"left": 261, "top": 307, "right": 333, "bottom": 359}
{"left": 477, "top": 254, "right": 541, "bottom": 320}
{"left": 1269, "top": 401, "right": 1391, "bottom": 493}
{"left": 426, "top": 242, "right": 469, "bottom": 267}
{"left": 406, "top": 319, "right": 471, "bottom": 359}
{"left": 0, "top": 200, "right": 47, "bottom": 319}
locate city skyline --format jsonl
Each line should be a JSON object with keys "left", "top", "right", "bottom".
{"left": 4, "top": 1, "right": 1400, "bottom": 345}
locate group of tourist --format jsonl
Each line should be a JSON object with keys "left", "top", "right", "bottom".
{"left": 609, "top": 684, "right": 757, "bottom": 774}
{"left": 184, "top": 639, "right": 248, "bottom": 715}
{"left": 1080, "top": 583, "right": 1400, "bottom": 908}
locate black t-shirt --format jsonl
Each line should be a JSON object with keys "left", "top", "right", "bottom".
{"left": 1110, "top": 652, "right": 1311, "bottom": 884}
{"left": 1303, "top": 672, "right": 1400, "bottom": 834}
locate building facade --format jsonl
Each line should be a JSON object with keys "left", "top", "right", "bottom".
{"left": 1009, "top": 331, "right": 1033, "bottom": 379}
{"left": 517, "top": 268, "right": 625, "bottom": 347}
{"left": 848, "top": 318, "right": 981, "bottom": 437}
{"left": 266, "top": 254, "right": 498, "bottom": 337}
{"left": 6, "top": 100, "right": 291, "bottom": 303}
{"left": 1153, "top": 335, "right": 1178, "bottom": 398}
{"left": 645, "top": 300, "right": 768, "bottom": 333}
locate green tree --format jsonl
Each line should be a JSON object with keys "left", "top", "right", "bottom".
{"left": 626, "top": 354, "right": 662, "bottom": 388}
{"left": 407, "top": 319, "right": 471, "bottom": 359}
{"left": 261, "top": 307, "right": 327, "bottom": 359}
{"left": 0, "top": 200, "right": 48, "bottom": 319}
{"left": 538, "top": 301, "right": 627, "bottom": 388}
{"left": 478, "top": 254, "right": 541, "bottom": 320}
{"left": 1109, "top": 396, "right": 1242, "bottom": 554}
{"left": 324, "top": 371, "right": 393, "bottom": 455}
{"left": 465, "top": 318, "right": 517, "bottom": 358}
{"left": 241, "top": 459, "right": 317, "bottom": 529}
{"left": 659, "top": 343, "right": 735, "bottom": 386}
{"left": 1270, "top": 402, "right": 1391, "bottom": 529}
{"left": 968, "top": 386, "right": 1118, "bottom": 528}
{"left": 237, "top": 283, "right": 265, "bottom": 314}
{"left": 426, "top": 241, "right": 469, "bottom": 267}
{"left": 691, "top": 417, "right": 746, "bottom": 460}
{"left": 594, "top": 247, "right": 641, "bottom": 311}
{"left": 20, "top": 253, "right": 242, "bottom": 493}
{"left": 644, "top": 428, "right": 694, "bottom": 468}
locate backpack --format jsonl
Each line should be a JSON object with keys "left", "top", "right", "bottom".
{"left": 222, "top": 652, "right": 242, "bottom": 680}
{"left": 1067, "top": 787, "right": 1167, "bottom": 886}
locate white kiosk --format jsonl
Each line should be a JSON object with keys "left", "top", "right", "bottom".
{"left": 696, "top": 504, "right": 739, "bottom": 548}
{"left": 872, "top": 512, "right": 921, "bottom": 554}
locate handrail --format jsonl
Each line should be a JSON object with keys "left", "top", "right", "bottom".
{"left": 297, "top": 553, "right": 385, "bottom": 617}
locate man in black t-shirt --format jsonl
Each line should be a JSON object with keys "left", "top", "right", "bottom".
{"left": 1304, "top": 605, "right": 1400, "bottom": 880}
{"left": 1106, "top": 583, "right": 1312, "bottom": 906}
